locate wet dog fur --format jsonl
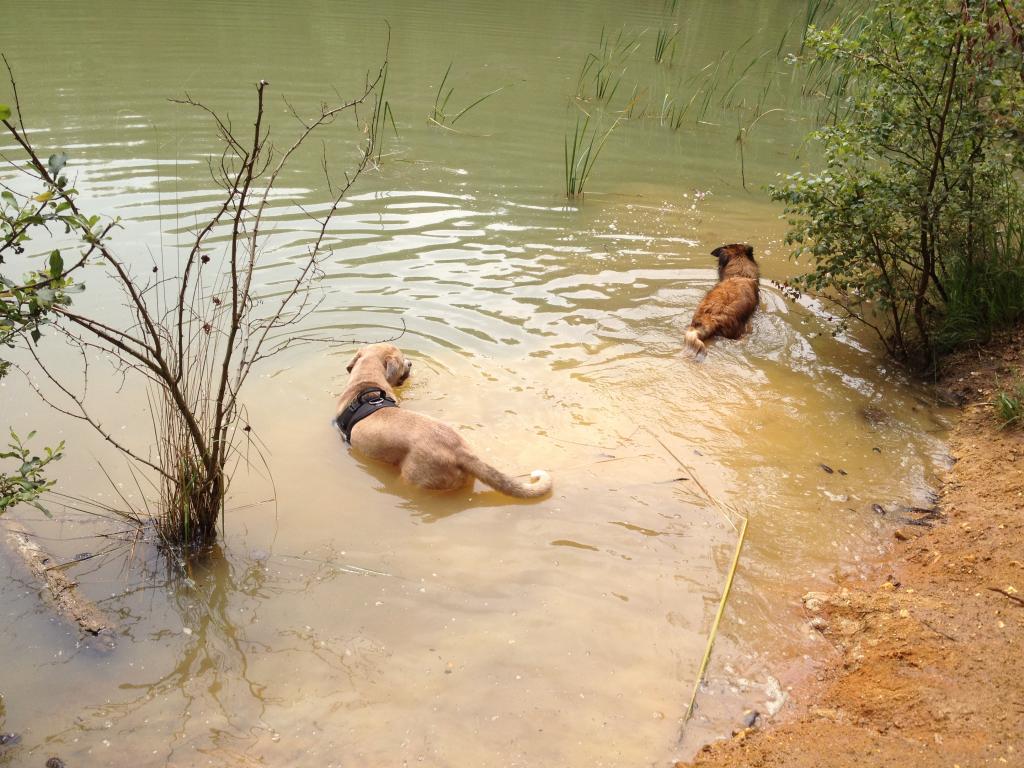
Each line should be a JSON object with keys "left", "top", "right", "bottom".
{"left": 336, "top": 343, "right": 552, "bottom": 498}
{"left": 684, "top": 243, "right": 760, "bottom": 358}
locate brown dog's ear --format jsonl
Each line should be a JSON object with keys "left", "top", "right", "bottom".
{"left": 745, "top": 244, "right": 754, "bottom": 258}
{"left": 345, "top": 349, "right": 363, "bottom": 373}
{"left": 384, "top": 354, "right": 400, "bottom": 382}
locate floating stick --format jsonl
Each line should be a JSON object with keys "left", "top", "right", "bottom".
{"left": 684, "top": 512, "right": 748, "bottom": 722}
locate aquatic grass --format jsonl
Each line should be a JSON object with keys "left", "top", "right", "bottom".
{"left": 623, "top": 84, "right": 649, "bottom": 119}
{"left": 564, "top": 113, "right": 619, "bottom": 199}
{"left": 430, "top": 62, "right": 505, "bottom": 128}
{"left": 372, "top": 60, "right": 398, "bottom": 163}
{"left": 718, "top": 48, "right": 773, "bottom": 108}
{"left": 654, "top": 26, "right": 680, "bottom": 65}
{"left": 576, "top": 27, "right": 640, "bottom": 104}
{"left": 654, "top": 93, "right": 687, "bottom": 131}
{"left": 586, "top": 52, "right": 625, "bottom": 104}
{"left": 734, "top": 106, "right": 782, "bottom": 190}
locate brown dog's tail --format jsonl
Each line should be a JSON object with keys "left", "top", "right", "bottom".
{"left": 457, "top": 451, "right": 553, "bottom": 499}
{"left": 684, "top": 327, "right": 707, "bottom": 359}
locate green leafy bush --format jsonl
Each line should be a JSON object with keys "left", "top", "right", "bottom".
{"left": 772, "top": 0, "right": 1024, "bottom": 368}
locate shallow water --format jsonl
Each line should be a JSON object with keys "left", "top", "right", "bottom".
{"left": 0, "top": 2, "right": 949, "bottom": 766}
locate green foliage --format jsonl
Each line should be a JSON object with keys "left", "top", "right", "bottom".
{"left": 771, "top": 0, "right": 1024, "bottom": 367}
{"left": 993, "top": 379, "right": 1024, "bottom": 430}
{"left": 654, "top": 26, "right": 680, "bottom": 65}
{"left": 576, "top": 28, "right": 639, "bottom": 104}
{"left": 934, "top": 203, "right": 1024, "bottom": 355}
{"left": 429, "top": 62, "right": 504, "bottom": 128}
{"left": 1, "top": 151, "right": 91, "bottom": 347}
{"left": 564, "top": 113, "right": 618, "bottom": 199}
{"left": 1, "top": 105, "right": 88, "bottom": 515}
{"left": 0, "top": 430, "right": 63, "bottom": 515}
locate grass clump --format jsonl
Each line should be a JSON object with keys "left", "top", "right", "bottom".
{"left": 654, "top": 26, "right": 680, "bottom": 64}
{"left": 576, "top": 27, "right": 639, "bottom": 104}
{"left": 993, "top": 380, "right": 1024, "bottom": 430}
{"left": 933, "top": 202, "right": 1024, "bottom": 358}
{"left": 429, "top": 62, "right": 504, "bottom": 129}
{"left": 564, "top": 113, "right": 618, "bottom": 199}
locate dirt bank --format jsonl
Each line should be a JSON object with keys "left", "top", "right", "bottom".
{"left": 683, "top": 326, "right": 1024, "bottom": 768}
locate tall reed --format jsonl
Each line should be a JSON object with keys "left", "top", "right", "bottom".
{"left": 564, "top": 113, "right": 618, "bottom": 199}
{"left": 654, "top": 26, "right": 680, "bottom": 64}
{"left": 430, "top": 62, "right": 504, "bottom": 128}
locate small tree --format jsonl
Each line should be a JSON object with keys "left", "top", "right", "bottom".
{"left": 2, "top": 46, "right": 390, "bottom": 552}
{"left": 1, "top": 99, "right": 85, "bottom": 515}
{"left": 772, "top": 0, "right": 1024, "bottom": 366}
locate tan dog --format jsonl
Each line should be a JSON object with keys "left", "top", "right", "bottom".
{"left": 684, "top": 243, "right": 760, "bottom": 358}
{"left": 335, "top": 343, "right": 552, "bottom": 498}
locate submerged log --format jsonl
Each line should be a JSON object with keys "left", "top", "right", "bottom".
{"left": 2, "top": 521, "right": 116, "bottom": 649}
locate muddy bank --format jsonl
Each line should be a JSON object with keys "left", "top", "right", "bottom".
{"left": 683, "top": 326, "right": 1024, "bottom": 767}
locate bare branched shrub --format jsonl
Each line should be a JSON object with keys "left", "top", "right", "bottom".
{"left": 2, "top": 44, "right": 390, "bottom": 554}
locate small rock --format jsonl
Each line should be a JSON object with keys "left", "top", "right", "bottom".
{"left": 764, "top": 676, "right": 788, "bottom": 716}
{"left": 46, "top": 758, "right": 66, "bottom": 768}
{"left": 809, "top": 616, "right": 829, "bottom": 631}
{"left": 803, "top": 591, "right": 829, "bottom": 613}
{"left": 872, "top": 503, "right": 887, "bottom": 515}
{"left": 820, "top": 463, "right": 834, "bottom": 474}
{"left": 0, "top": 733, "right": 20, "bottom": 747}
{"left": 741, "top": 709, "right": 760, "bottom": 728}
{"left": 894, "top": 529, "right": 910, "bottom": 541}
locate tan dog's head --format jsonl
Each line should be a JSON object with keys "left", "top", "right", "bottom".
{"left": 345, "top": 343, "right": 412, "bottom": 386}
{"left": 712, "top": 243, "right": 757, "bottom": 280}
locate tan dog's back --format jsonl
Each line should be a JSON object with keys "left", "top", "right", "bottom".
{"left": 337, "top": 344, "right": 552, "bottom": 498}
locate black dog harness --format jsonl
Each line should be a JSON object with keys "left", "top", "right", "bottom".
{"left": 335, "top": 387, "right": 398, "bottom": 443}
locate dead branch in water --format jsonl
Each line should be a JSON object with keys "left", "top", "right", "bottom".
{"left": 2, "top": 521, "right": 116, "bottom": 648}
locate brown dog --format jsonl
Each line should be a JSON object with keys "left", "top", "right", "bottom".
{"left": 335, "top": 343, "right": 552, "bottom": 498}
{"left": 684, "top": 243, "right": 760, "bottom": 358}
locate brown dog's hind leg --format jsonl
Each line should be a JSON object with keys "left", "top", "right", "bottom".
{"left": 684, "top": 326, "right": 709, "bottom": 360}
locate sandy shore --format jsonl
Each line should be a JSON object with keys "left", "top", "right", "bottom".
{"left": 682, "top": 326, "right": 1024, "bottom": 768}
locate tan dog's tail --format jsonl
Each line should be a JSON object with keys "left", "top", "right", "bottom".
{"left": 684, "top": 327, "right": 707, "bottom": 359}
{"left": 457, "top": 451, "right": 552, "bottom": 499}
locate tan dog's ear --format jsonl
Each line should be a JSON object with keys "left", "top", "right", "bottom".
{"left": 346, "top": 349, "right": 363, "bottom": 373}
{"left": 384, "top": 354, "right": 400, "bottom": 382}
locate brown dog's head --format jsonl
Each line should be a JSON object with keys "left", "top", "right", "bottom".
{"left": 345, "top": 343, "right": 412, "bottom": 386}
{"left": 711, "top": 243, "right": 757, "bottom": 280}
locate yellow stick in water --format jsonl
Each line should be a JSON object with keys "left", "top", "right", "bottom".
{"left": 684, "top": 512, "right": 748, "bottom": 722}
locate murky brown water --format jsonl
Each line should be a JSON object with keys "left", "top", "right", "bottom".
{"left": 1, "top": 1, "right": 950, "bottom": 766}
